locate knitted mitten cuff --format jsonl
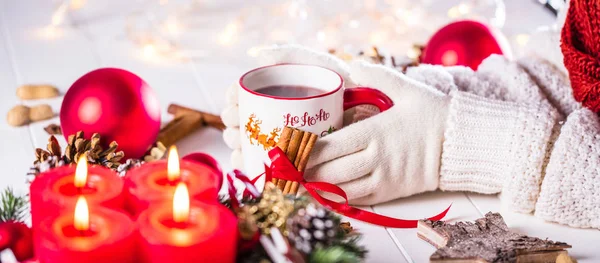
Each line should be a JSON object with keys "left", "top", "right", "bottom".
{"left": 535, "top": 109, "right": 600, "bottom": 229}
{"left": 440, "top": 91, "right": 559, "bottom": 213}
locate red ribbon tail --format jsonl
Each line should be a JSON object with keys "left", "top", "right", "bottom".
{"left": 226, "top": 172, "right": 240, "bottom": 210}
{"left": 303, "top": 184, "right": 451, "bottom": 228}
{"left": 428, "top": 203, "right": 452, "bottom": 221}
{"left": 262, "top": 146, "right": 452, "bottom": 228}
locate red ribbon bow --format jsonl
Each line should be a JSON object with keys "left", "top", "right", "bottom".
{"left": 265, "top": 147, "right": 451, "bottom": 228}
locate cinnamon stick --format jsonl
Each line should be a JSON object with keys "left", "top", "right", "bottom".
{"left": 284, "top": 132, "right": 311, "bottom": 194}
{"left": 277, "top": 128, "right": 304, "bottom": 191}
{"left": 289, "top": 133, "right": 318, "bottom": 194}
{"left": 157, "top": 114, "right": 203, "bottom": 148}
{"left": 294, "top": 133, "right": 311, "bottom": 167}
{"left": 168, "top": 104, "right": 225, "bottom": 131}
{"left": 272, "top": 127, "right": 319, "bottom": 194}
{"left": 272, "top": 127, "right": 294, "bottom": 186}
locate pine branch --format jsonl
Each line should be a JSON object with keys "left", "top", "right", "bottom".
{"left": 309, "top": 246, "right": 361, "bottom": 263}
{"left": 308, "top": 236, "right": 367, "bottom": 263}
{"left": 333, "top": 236, "right": 368, "bottom": 259}
{"left": 0, "top": 187, "right": 28, "bottom": 223}
{"left": 219, "top": 194, "right": 230, "bottom": 207}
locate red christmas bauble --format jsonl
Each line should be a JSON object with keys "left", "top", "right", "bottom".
{"left": 421, "top": 20, "right": 511, "bottom": 70}
{"left": 60, "top": 68, "right": 161, "bottom": 159}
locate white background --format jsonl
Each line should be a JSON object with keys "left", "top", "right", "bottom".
{"left": 1, "top": 0, "right": 597, "bottom": 262}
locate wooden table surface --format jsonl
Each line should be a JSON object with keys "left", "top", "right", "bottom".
{"left": 0, "top": 0, "right": 597, "bottom": 262}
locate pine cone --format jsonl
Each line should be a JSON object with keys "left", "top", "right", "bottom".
{"left": 30, "top": 131, "right": 127, "bottom": 180}
{"left": 64, "top": 131, "right": 124, "bottom": 169}
{"left": 116, "top": 159, "right": 144, "bottom": 177}
{"left": 28, "top": 156, "right": 64, "bottom": 183}
{"left": 287, "top": 203, "right": 341, "bottom": 254}
{"left": 34, "top": 136, "right": 61, "bottom": 164}
{"left": 30, "top": 136, "right": 65, "bottom": 181}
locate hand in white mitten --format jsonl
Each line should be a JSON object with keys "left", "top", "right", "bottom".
{"left": 305, "top": 61, "right": 449, "bottom": 205}
{"left": 221, "top": 45, "right": 357, "bottom": 170}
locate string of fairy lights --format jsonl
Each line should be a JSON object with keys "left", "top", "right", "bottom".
{"left": 45, "top": 0, "right": 558, "bottom": 62}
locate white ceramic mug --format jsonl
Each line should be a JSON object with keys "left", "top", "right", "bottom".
{"left": 238, "top": 64, "right": 392, "bottom": 176}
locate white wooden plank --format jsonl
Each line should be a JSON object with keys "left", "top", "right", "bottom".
{"left": 188, "top": 60, "right": 252, "bottom": 112}
{"left": 343, "top": 207, "right": 409, "bottom": 263}
{"left": 1, "top": 0, "right": 101, "bottom": 150}
{"left": 467, "top": 193, "right": 600, "bottom": 263}
{"left": 372, "top": 191, "right": 483, "bottom": 263}
{"left": 0, "top": 7, "right": 36, "bottom": 195}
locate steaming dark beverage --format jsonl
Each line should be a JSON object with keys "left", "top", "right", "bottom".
{"left": 255, "top": 85, "right": 325, "bottom": 98}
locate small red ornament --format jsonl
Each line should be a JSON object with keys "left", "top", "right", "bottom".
{"left": 60, "top": 68, "right": 161, "bottom": 159}
{"left": 0, "top": 222, "right": 34, "bottom": 262}
{"left": 421, "top": 20, "right": 511, "bottom": 70}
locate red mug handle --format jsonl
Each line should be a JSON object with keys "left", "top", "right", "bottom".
{"left": 344, "top": 87, "right": 394, "bottom": 112}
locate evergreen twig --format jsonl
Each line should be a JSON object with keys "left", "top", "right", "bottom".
{"left": 309, "top": 246, "right": 361, "bottom": 263}
{"left": 333, "top": 235, "right": 368, "bottom": 259}
{"left": 0, "top": 187, "right": 28, "bottom": 223}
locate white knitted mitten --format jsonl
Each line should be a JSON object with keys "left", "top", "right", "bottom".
{"left": 305, "top": 61, "right": 449, "bottom": 205}
{"left": 407, "top": 55, "right": 548, "bottom": 105}
{"left": 407, "top": 57, "right": 560, "bottom": 213}
{"left": 517, "top": 56, "right": 580, "bottom": 116}
{"left": 535, "top": 109, "right": 600, "bottom": 228}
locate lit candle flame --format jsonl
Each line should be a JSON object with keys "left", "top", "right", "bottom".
{"left": 173, "top": 182, "right": 190, "bottom": 223}
{"left": 74, "top": 154, "right": 88, "bottom": 188}
{"left": 74, "top": 196, "right": 89, "bottom": 231}
{"left": 167, "top": 146, "right": 180, "bottom": 182}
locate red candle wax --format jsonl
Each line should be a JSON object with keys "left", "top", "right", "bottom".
{"left": 124, "top": 160, "right": 220, "bottom": 216}
{"left": 36, "top": 206, "right": 136, "bottom": 263}
{"left": 137, "top": 201, "right": 238, "bottom": 263}
{"left": 29, "top": 165, "right": 125, "bottom": 229}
